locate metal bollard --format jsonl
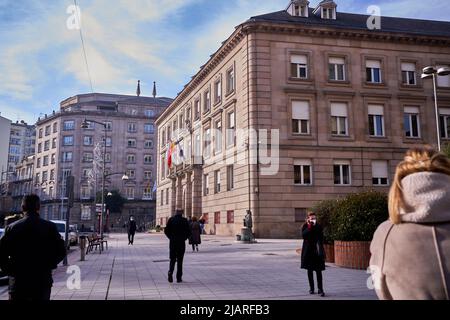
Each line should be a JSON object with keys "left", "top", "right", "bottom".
{"left": 80, "top": 236, "right": 86, "bottom": 261}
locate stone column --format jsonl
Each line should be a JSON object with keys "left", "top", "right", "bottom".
{"left": 170, "top": 178, "right": 176, "bottom": 215}
{"left": 185, "top": 172, "right": 192, "bottom": 218}
{"left": 191, "top": 167, "right": 203, "bottom": 218}
{"left": 176, "top": 175, "right": 183, "bottom": 210}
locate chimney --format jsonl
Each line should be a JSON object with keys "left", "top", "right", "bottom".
{"left": 136, "top": 80, "right": 141, "bottom": 97}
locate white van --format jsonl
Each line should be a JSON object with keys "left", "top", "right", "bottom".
{"left": 51, "top": 220, "right": 67, "bottom": 242}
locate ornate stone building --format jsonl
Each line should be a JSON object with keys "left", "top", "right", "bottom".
{"left": 156, "top": 0, "right": 450, "bottom": 238}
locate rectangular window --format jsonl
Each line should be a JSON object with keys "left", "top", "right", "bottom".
{"left": 366, "top": 60, "right": 382, "bottom": 83}
{"left": 295, "top": 208, "right": 307, "bottom": 223}
{"left": 35, "top": 173, "right": 40, "bottom": 184}
{"left": 144, "top": 124, "right": 154, "bottom": 134}
{"left": 36, "top": 158, "right": 41, "bottom": 168}
{"left": 145, "top": 110, "right": 155, "bottom": 118}
{"left": 43, "top": 155, "right": 49, "bottom": 166}
{"left": 214, "top": 170, "right": 221, "bottom": 193}
{"left": 204, "top": 90, "right": 211, "bottom": 113}
{"left": 401, "top": 62, "right": 417, "bottom": 85}
{"left": 50, "top": 169, "right": 55, "bottom": 181}
{"left": 334, "top": 161, "right": 351, "bottom": 185}
{"left": 144, "top": 139, "right": 153, "bottom": 149}
{"left": 404, "top": 106, "right": 421, "bottom": 138}
{"left": 63, "top": 120, "right": 75, "bottom": 131}
{"left": 52, "top": 138, "right": 57, "bottom": 149}
{"left": 42, "top": 171, "right": 48, "bottom": 182}
{"left": 62, "top": 152, "right": 73, "bottom": 162}
{"left": 81, "top": 186, "right": 90, "bottom": 199}
{"left": 291, "top": 55, "right": 308, "bottom": 79}
{"left": 143, "top": 187, "right": 152, "bottom": 200}
{"left": 144, "top": 171, "right": 152, "bottom": 180}
{"left": 126, "top": 187, "right": 135, "bottom": 200}
{"left": 83, "top": 152, "right": 93, "bottom": 162}
{"left": 292, "top": 101, "right": 310, "bottom": 135}
{"left": 83, "top": 136, "right": 93, "bottom": 146}
{"left": 39, "top": 129, "right": 43, "bottom": 138}
{"left": 104, "top": 153, "right": 111, "bottom": 162}
{"left": 368, "top": 105, "right": 385, "bottom": 137}
{"left": 214, "top": 79, "right": 222, "bottom": 104}
{"left": 45, "top": 125, "right": 51, "bottom": 136}
{"left": 105, "top": 137, "right": 112, "bottom": 147}
{"left": 439, "top": 108, "right": 450, "bottom": 138}
{"left": 372, "top": 160, "right": 389, "bottom": 186}
{"left": 204, "top": 128, "right": 211, "bottom": 159}
{"left": 294, "top": 159, "right": 312, "bottom": 185}
{"left": 82, "top": 168, "right": 90, "bottom": 178}
{"left": 227, "top": 165, "right": 234, "bottom": 191}
{"left": 127, "top": 139, "right": 137, "bottom": 148}
{"left": 437, "top": 65, "right": 450, "bottom": 87}
{"left": 160, "top": 190, "right": 164, "bottom": 206}
{"left": 330, "top": 103, "right": 348, "bottom": 136}
{"left": 226, "top": 67, "right": 235, "bottom": 94}
{"left": 144, "top": 155, "right": 152, "bottom": 164}
{"left": 214, "top": 119, "right": 222, "bottom": 154}
{"left": 128, "top": 123, "right": 137, "bottom": 133}
{"left": 126, "top": 170, "right": 136, "bottom": 179}
{"left": 38, "top": 143, "right": 42, "bottom": 153}
{"left": 329, "top": 57, "right": 346, "bottom": 81}
{"left": 194, "top": 99, "right": 201, "bottom": 120}
{"left": 51, "top": 154, "right": 56, "bottom": 164}
{"left": 166, "top": 189, "right": 169, "bottom": 205}
{"left": 203, "top": 174, "right": 209, "bottom": 196}
{"left": 105, "top": 121, "right": 112, "bottom": 131}
{"left": 226, "top": 111, "right": 236, "bottom": 147}
{"left": 53, "top": 122, "right": 58, "bottom": 133}
{"left": 214, "top": 212, "right": 221, "bottom": 225}
{"left": 63, "top": 136, "right": 74, "bottom": 146}
{"left": 44, "top": 140, "right": 50, "bottom": 151}
{"left": 127, "top": 154, "right": 136, "bottom": 163}
{"left": 194, "top": 133, "right": 201, "bottom": 163}
{"left": 227, "top": 210, "right": 234, "bottom": 224}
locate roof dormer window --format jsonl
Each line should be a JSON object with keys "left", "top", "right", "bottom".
{"left": 288, "top": 0, "right": 309, "bottom": 17}
{"left": 313, "top": 0, "right": 337, "bottom": 20}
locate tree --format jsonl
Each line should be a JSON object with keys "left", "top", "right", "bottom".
{"left": 442, "top": 142, "right": 450, "bottom": 159}
{"left": 96, "top": 190, "right": 126, "bottom": 213}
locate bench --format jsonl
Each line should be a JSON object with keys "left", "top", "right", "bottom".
{"left": 85, "top": 234, "right": 108, "bottom": 254}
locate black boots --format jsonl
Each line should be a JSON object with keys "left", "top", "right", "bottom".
{"left": 168, "top": 272, "right": 173, "bottom": 283}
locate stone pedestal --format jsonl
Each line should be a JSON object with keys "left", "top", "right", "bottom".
{"left": 240, "top": 227, "right": 257, "bottom": 243}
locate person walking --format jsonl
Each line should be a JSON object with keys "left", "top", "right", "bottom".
{"left": 0, "top": 194, "right": 66, "bottom": 301}
{"left": 301, "top": 211, "right": 326, "bottom": 297}
{"left": 198, "top": 215, "right": 206, "bottom": 235}
{"left": 164, "top": 210, "right": 191, "bottom": 283}
{"left": 370, "top": 147, "right": 450, "bottom": 300}
{"left": 128, "top": 216, "right": 137, "bottom": 245}
{"left": 189, "top": 216, "right": 202, "bottom": 252}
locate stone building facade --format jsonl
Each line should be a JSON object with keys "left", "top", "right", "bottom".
{"left": 8, "top": 121, "right": 36, "bottom": 174}
{"left": 158, "top": 0, "right": 450, "bottom": 238}
{"left": 34, "top": 93, "right": 172, "bottom": 230}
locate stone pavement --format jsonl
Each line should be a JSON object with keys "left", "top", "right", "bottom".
{"left": 0, "top": 233, "right": 377, "bottom": 300}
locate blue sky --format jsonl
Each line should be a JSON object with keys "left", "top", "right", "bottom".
{"left": 0, "top": 0, "right": 449, "bottom": 124}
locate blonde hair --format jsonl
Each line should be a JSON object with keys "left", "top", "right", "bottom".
{"left": 389, "top": 147, "right": 450, "bottom": 224}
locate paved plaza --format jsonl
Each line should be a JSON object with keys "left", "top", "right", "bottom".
{"left": 0, "top": 233, "right": 377, "bottom": 300}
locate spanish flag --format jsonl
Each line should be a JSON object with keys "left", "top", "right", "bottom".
{"left": 167, "top": 142, "right": 175, "bottom": 168}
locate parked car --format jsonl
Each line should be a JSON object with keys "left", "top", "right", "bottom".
{"left": 51, "top": 220, "right": 70, "bottom": 249}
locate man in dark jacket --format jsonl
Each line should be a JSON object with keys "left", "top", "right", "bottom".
{"left": 0, "top": 194, "right": 66, "bottom": 301}
{"left": 164, "top": 209, "right": 191, "bottom": 283}
{"left": 301, "top": 211, "right": 326, "bottom": 297}
{"left": 128, "top": 216, "right": 137, "bottom": 245}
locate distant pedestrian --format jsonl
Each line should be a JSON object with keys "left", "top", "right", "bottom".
{"left": 301, "top": 211, "right": 326, "bottom": 297}
{"left": 199, "top": 216, "right": 206, "bottom": 235}
{"left": 189, "top": 216, "right": 202, "bottom": 252}
{"left": 370, "top": 147, "right": 450, "bottom": 300}
{"left": 164, "top": 209, "right": 191, "bottom": 283}
{"left": 0, "top": 194, "right": 66, "bottom": 301}
{"left": 128, "top": 216, "right": 137, "bottom": 245}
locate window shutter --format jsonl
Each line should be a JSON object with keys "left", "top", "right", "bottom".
{"left": 440, "top": 108, "right": 450, "bottom": 115}
{"left": 368, "top": 105, "right": 384, "bottom": 115}
{"left": 291, "top": 55, "right": 307, "bottom": 64}
{"left": 401, "top": 62, "right": 416, "bottom": 72}
{"left": 294, "top": 159, "right": 312, "bottom": 166}
{"left": 437, "top": 66, "right": 450, "bottom": 87}
{"left": 329, "top": 57, "right": 345, "bottom": 65}
{"left": 404, "top": 106, "right": 420, "bottom": 114}
{"left": 372, "top": 161, "right": 388, "bottom": 178}
{"left": 331, "top": 103, "right": 348, "bottom": 117}
{"left": 292, "top": 101, "right": 310, "bottom": 120}
{"left": 366, "top": 60, "right": 381, "bottom": 68}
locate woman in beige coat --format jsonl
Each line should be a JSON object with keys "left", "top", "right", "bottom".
{"left": 370, "top": 147, "right": 450, "bottom": 300}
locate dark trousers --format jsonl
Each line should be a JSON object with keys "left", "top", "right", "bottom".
{"left": 128, "top": 232, "right": 135, "bottom": 244}
{"left": 192, "top": 244, "right": 198, "bottom": 251}
{"left": 10, "top": 286, "right": 52, "bottom": 301}
{"left": 307, "top": 270, "right": 323, "bottom": 292}
{"left": 169, "top": 241, "right": 186, "bottom": 280}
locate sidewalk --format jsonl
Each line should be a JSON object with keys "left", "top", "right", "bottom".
{"left": 0, "top": 233, "right": 377, "bottom": 300}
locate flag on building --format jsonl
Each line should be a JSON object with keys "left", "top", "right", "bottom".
{"left": 167, "top": 142, "right": 175, "bottom": 168}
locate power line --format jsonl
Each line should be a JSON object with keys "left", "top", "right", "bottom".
{"left": 74, "top": 0, "right": 94, "bottom": 93}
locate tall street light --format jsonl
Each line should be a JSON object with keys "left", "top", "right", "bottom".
{"left": 421, "top": 66, "right": 450, "bottom": 151}
{"left": 81, "top": 119, "right": 129, "bottom": 241}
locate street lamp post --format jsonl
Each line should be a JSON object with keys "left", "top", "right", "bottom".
{"left": 81, "top": 119, "right": 130, "bottom": 242}
{"left": 421, "top": 66, "right": 450, "bottom": 151}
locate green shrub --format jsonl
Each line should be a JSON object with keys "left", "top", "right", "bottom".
{"left": 330, "top": 190, "right": 388, "bottom": 241}
{"left": 311, "top": 199, "right": 339, "bottom": 244}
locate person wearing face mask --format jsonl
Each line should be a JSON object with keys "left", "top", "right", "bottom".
{"left": 301, "top": 211, "right": 326, "bottom": 297}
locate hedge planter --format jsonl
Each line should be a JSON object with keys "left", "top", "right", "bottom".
{"left": 334, "top": 241, "right": 371, "bottom": 270}
{"left": 323, "top": 244, "right": 335, "bottom": 263}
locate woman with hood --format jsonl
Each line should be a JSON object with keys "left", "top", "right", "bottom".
{"left": 370, "top": 147, "right": 450, "bottom": 300}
